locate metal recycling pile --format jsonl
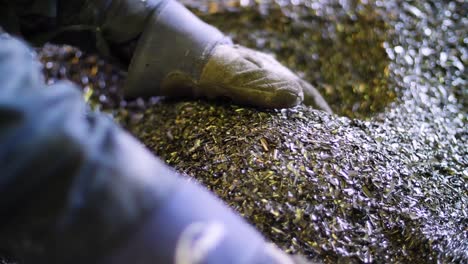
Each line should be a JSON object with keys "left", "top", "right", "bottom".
{"left": 21, "top": 0, "right": 467, "bottom": 263}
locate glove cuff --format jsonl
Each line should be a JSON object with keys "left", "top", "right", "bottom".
{"left": 124, "top": 0, "right": 232, "bottom": 98}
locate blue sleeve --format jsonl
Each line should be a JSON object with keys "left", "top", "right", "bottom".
{"left": 0, "top": 34, "right": 292, "bottom": 264}
{"left": 0, "top": 33, "right": 179, "bottom": 262}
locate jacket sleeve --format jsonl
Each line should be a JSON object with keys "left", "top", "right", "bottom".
{"left": 0, "top": 33, "right": 179, "bottom": 262}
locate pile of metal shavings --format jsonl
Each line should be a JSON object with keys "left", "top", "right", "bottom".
{"left": 0, "top": 0, "right": 462, "bottom": 263}
{"left": 38, "top": 45, "right": 125, "bottom": 111}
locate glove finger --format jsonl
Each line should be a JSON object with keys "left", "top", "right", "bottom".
{"left": 234, "top": 46, "right": 332, "bottom": 111}
{"left": 236, "top": 46, "right": 298, "bottom": 78}
{"left": 237, "top": 46, "right": 281, "bottom": 67}
{"left": 200, "top": 45, "right": 304, "bottom": 108}
{"left": 299, "top": 79, "right": 333, "bottom": 113}
{"left": 200, "top": 67, "right": 303, "bottom": 108}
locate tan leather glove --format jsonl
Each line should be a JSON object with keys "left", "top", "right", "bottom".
{"left": 195, "top": 44, "right": 332, "bottom": 111}
{"left": 124, "top": 0, "right": 332, "bottom": 111}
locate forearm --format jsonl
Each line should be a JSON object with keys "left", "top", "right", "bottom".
{"left": 3, "top": 0, "right": 331, "bottom": 110}
{"left": 0, "top": 34, "right": 177, "bottom": 262}
{"left": 53, "top": 0, "right": 169, "bottom": 62}
{"left": 3, "top": 0, "right": 169, "bottom": 63}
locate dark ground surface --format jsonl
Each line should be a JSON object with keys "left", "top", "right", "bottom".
{"left": 3, "top": 0, "right": 467, "bottom": 263}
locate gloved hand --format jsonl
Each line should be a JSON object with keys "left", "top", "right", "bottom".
{"left": 124, "top": 0, "right": 332, "bottom": 111}
{"left": 2, "top": 0, "right": 331, "bottom": 111}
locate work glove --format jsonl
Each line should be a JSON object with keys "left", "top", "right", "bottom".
{"left": 2, "top": 0, "right": 331, "bottom": 111}
{"left": 124, "top": 0, "right": 331, "bottom": 111}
